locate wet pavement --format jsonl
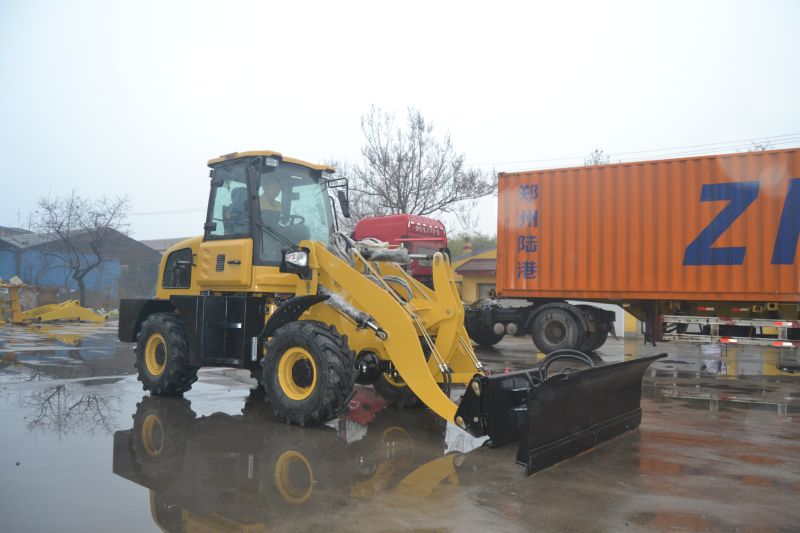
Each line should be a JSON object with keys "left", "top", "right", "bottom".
{"left": 1, "top": 323, "right": 798, "bottom": 532}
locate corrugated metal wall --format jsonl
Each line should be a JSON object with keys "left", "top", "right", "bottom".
{"left": 497, "top": 148, "right": 800, "bottom": 301}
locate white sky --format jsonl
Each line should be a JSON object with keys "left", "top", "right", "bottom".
{"left": 1, "top": 0, "right": 798, "bottom": 239}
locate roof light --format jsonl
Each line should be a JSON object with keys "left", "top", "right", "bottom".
{"left": 264, "top": 157, "right": 279, "bottom": 167}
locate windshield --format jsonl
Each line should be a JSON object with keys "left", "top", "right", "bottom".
{"left": 258, "top": 162, "right": 334, "bottom": 263}
{"left": 205, "top": 158, "right": 335, "bottom": 263}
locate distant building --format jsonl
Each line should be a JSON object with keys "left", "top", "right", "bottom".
{"left": 0, "top": 226, "right": 162, "bottom": 307}
{"left": 140, "top": 237, "right": 193, "bottom": 254}
{"left": 0, "top": 226, "right": 30, "bottom": 238}
{"left": 452, "top": 248, "right": 497, "bottom": 304}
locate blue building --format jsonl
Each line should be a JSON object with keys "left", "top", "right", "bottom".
{"left": 0, "top": 226, "right": 161, "bottom": 307}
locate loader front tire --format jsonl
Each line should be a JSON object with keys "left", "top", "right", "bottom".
{"left": 135, "top": 312, "right": 198, "bottom": 396}
{"left": 373, "top": 374, "right": 421, "bottom": 408}
{"left": 264, "top": 321, "right": 356, "bottom": 427}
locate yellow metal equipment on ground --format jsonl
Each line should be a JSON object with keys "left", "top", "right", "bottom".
{"left": 0, "top": 282, "right": 106, "bottom": 324}
{"left": 117, "top": 150, "right": 664, "bottom": 475}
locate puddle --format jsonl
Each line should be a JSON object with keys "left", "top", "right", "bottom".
{"left": 0, "top": 324, "right": 798, "bottom": 531}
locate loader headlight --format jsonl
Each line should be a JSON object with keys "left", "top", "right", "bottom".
{"left": 285, "top": 250, "right": 308, "bottom": 267}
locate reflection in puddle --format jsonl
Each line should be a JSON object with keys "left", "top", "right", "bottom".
{"left": 24, "top": 383, "right": 121, "bottom": 437}
{"left": 113, "top": 387, "right": 485, "bottom": 531}
{"left": 0, "top": 321, "right": 132, "bottom": 383}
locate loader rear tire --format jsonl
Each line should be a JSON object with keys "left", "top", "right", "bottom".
{"left": 135, "top": 312, "right": 198, "bottom": 396}
{"left": 531, "top": 307, "right": 587, "bottom": 354}
{"left": 373, "top": 374, "right": 422, "bottom": 408}
{"left": 264, "top": 321, "right": 356, "bottom": 427}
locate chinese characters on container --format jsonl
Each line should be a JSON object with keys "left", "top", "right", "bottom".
{"left": 517, "top": 184, "right": 540, "bottom": 280}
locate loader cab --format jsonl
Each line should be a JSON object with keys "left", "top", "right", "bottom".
{"left": 200, "top": 152, "right": 339, "bottom": 287}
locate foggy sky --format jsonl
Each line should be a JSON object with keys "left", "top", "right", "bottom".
{"left": 1, "top": 0, "right": 798, "bottom": 239}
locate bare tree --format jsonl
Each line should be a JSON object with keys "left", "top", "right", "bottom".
{"left": 743, "top": 139, "right": 773, "bottom": 152}
{"left": 25, "top": 384, "right": 119, "bottom": 438}
{"left": 584, "top": 149, "right": 610, "bottom": 166}
{"left": 338, "top": 106, "right": 495, "bottom": 229}
{"left": 30, "top": 192, "right": 130, "bottom": 306}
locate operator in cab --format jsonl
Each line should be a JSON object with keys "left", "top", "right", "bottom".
{"left": 260, "top": 179, "right": 282, "bottom": 221}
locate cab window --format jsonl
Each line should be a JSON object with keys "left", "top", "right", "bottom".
{"left": 207, "top": 163, "right": 250, "bottom": 238}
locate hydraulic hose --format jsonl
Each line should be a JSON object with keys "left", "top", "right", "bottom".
{"left": 538, "top": 349, "right": 595, "bottom": 381}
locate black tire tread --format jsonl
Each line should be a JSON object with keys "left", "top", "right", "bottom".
{"left": 580, "top": 329, "right": 609, "bottom": 352}
{"left": 264, "top": 320, "right": 356, "bottom": 427}
{"left": 530, "top": 306, "right": 587, "bottom": 354}
{"left": 471, "top": 328, "right": 505, "bottom": 348}
{"left": 135, "top": 312, "right": 198, "bottom": 396}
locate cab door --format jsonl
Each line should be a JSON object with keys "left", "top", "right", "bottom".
{"left": 197, "top": 163, "right": 254, "bottom": 290}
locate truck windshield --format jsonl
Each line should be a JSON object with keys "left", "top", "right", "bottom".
{"left": 258, "top": 162, "right": 334, "bottom": 263}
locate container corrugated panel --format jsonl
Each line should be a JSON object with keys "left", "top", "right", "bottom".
{"left": 496, "top": 148, "right": 800, "bottom": 301}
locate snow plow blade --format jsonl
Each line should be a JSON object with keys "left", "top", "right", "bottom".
{"left": 455, "top": 353, "right": 666, "bottom": 476}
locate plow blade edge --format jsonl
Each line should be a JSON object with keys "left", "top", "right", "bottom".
{"left": 455, "top": 353, "right": 666, "bottom": 476}
{"left": 517, "top": 354, "right": 666, "bottom": 475}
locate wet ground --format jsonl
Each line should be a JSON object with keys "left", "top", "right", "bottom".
{"left": 1, "top": 322, "right": 798, "bottom": 532}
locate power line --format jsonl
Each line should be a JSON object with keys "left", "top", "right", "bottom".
{"left": 494, "top": 137, "right": 800, "bottom": 173}
{"left": 470, "top": 131, "right": 800, "bottom": 169}
{"left": 129, "top": 207, "right": 205, "bottom": 216}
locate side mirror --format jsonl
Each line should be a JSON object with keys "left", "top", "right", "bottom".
{"left": 204, "top": 222, "right": 217, "bottom": 232}
{"left": 337, "top": 189, "right": 351, "bottom": 219}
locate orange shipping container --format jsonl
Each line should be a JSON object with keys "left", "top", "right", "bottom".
{"left": 496, "top": 148, "right": 800, "bottom": 302}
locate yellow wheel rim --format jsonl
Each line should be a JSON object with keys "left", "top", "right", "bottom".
{"left": 383, "top": 372, "right": 406, "bottom": 388}
{"left": 277, "top": 348, "right": 317, "bottom": 401}
{"left": 141, "top": 414, "right": 164, "bottom": 456}
{"left": 144, "top": 333, "right": 167, "bottom": 376}
{"left": 274, "top": 450, "right": 313, "bottom": 504}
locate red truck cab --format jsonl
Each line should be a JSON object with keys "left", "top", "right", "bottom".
{"left": 353, "top": 214, "right": 447, "bottom": 286}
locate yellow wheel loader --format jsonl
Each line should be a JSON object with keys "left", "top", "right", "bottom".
{"left": 118, "top": 151, "right": 665, "bottom": 475}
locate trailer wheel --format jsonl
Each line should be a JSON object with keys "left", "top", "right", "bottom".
{"left": 374, "top": 373, "right": 422, "bottom": 408}
{"left": 465, "top": 318, "right": 504, "bottom": 348}
{"left": 135, "top": 312, "right": 198, "bottom": 396}
{"left": 531, "top": 307, "right": 587, "bottom": 354}
{"left": 471, "top": 328, "right": 506, "bottom": 348}
{"left": 264, "top": 321, "right": 356, "bottom": 426}
{"left": 579, "top": 322, "right": 610, "bottom": 352}
{"left": 579, "top": 330, "right": 609, "bottom": 352}
{"left": 576, "top": 305, "right": 611, "bottom": 352}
